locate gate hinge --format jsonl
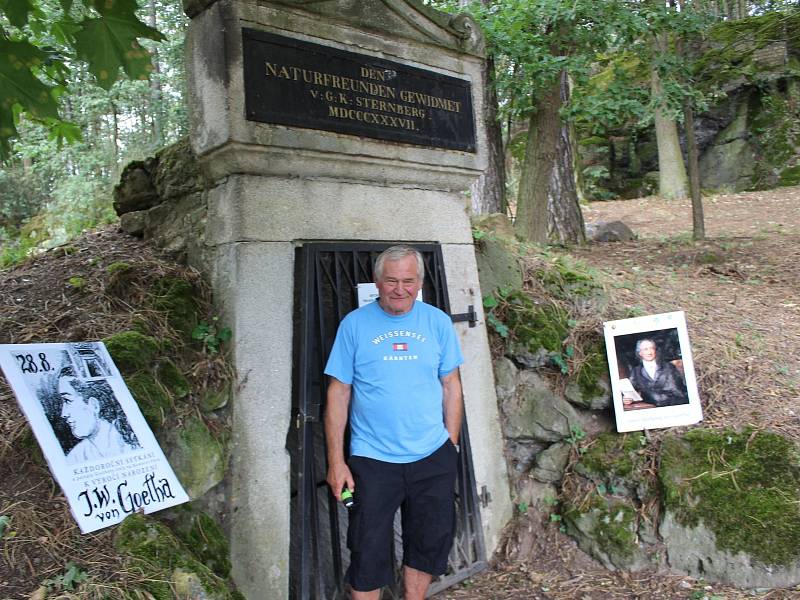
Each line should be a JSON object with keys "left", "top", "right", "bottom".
{"left": 451, "top": 305, "right": 477, "bottom": 328}
{"left": 478, "top": 485, "right": 492, "bottom": 508}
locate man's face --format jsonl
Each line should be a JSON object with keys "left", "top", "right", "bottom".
{"left": 376, "top": 255, "right": 422, "bottom": 316}
{"left": 638, "top": 341, "right": 656, "bottom": 362}
{"left": 59, "top": 378, "right": 100, "bottom": 439}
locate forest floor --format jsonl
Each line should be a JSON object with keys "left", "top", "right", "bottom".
{"left": 434, "top": 185, "right": 800, "bottom": 600}
{"left": 0, "top": 186, "right": 799, "bottom": 599}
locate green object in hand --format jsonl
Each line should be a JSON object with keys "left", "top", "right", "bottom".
{"left": 341, "top": 487, "right": 354, "bottom": 509}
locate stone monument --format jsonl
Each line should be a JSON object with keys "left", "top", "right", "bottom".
{"left": 184, "top": 1, "right": 512, "bottom": 597}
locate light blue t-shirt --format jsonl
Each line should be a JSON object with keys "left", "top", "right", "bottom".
{"left": 324, "top": 300, "right": 464, "bottom": 463}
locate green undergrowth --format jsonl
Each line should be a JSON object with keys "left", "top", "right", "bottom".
{"left": 660, "top": 428, "right": 800, "bottom": 566}
{"left": 115, "top": 514, "right": 243, "bottom": 600}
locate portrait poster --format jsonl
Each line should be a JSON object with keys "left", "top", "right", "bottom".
{"left": 0, "top": 342, "right": 189, "bottom": 533}
{"left": 603, "top": 311, "right": 702, "bottom": 432}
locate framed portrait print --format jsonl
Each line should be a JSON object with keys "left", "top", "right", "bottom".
{"left": 603, "top": 311, "right": 702, "bottom": 432}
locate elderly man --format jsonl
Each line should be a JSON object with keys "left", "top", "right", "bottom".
{"left": 324, "top": 245, "right": 464, "bottom": 600}
{"left": 625, "top": 338, "right": 689, "bottom": 408}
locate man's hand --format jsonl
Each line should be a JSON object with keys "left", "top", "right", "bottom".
{"left": 326, "top": 461, "right": 355, "bottom": 501}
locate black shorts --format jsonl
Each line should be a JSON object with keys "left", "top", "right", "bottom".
{"left": 345, "top": 440, "right": 459, "bottom": 592}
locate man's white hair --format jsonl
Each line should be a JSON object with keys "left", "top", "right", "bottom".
{"left": 374, "top": 245, "right": 425, "bottom": 281}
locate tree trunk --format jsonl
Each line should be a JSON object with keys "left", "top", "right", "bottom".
{"left": 470, "top": 53, "right": 506, "bottom": 214}
{"left": 651, "top": 36, "right": 688, "bottom": 200}
{"left": 547, "top": 71, "right": 585, "bottom": 245}
{"left": 684, "top": 104, "right": 705, "bottom": 240}
{"left": 148, "top": 0, "right": 163, "bottom": 147}
{"left": 514, "top": 77, "right": 562, "bottom": 244}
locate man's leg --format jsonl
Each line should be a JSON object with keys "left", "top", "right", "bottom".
{"left": 403, "top": 565, "right": 433, "bottom": 600}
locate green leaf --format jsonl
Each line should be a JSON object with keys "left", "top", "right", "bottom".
{"left": 551, "top": 353, "right": 569, "bottom": 375}
{"left": 487, "top": 313, "right": 509, "bottom": 338}
{"left": 61, "top": 562, "right": 88, "bottom": 590}
{"left": 3, "top": 0, "right": 36, "bottom": 27}
{"left": 73, "top": 5, "right": 164, "bottom": 90}
{"left": 482, "top": 294, "right": 499, "bottom": 309}
{"left": 0, "top": 40, "right": 60, "bottom": 119}
{"left": 47, "top": 119, "right": 83, "bottom": 146}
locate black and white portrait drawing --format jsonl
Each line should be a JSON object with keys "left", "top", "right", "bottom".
{"left": 604, "top": 311, "right": 702, "bottom": 432}
{"left": 48, "top": 365, "right": 141, "bottom": 464}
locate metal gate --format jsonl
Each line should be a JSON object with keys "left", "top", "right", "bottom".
{"left": 289, "top": 242, "right": 487, "bottom": 600}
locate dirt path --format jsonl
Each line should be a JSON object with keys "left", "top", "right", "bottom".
{"left": 434, "top": 186, "right": 800, "bottom": 600}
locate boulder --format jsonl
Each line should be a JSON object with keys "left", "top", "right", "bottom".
{"left": 119, "top": 210, "right": 147, "bottom": 237}
{"left": 474, "top": 235, "right": 523, "bottom": 297}
{"left": 113, "top": 158, "right": 159, "bottom": 215}
{"left": 153, "top": 137, "right": 207, "bottom": 201}
{"left": 586, "top": 220, "right": 636, "bottom": 243}
{"left": 165, "top": 416, "right": 225, "bottom": 499}
{"left": 531, "top": 441, "right": 571, "bottom": 483}
{"left": 661, "top": 513, "right": 800, "bottom": 588}
{"left": 659, "top": 429, "right": 800, "bottom": 588}
{"left": 564, "top": 497, "right": 648, "bottom": 572}
{"left": 502, "top": 371, "right": 580, "bottom": 442}
{"left": 493, "top": 357, "right": 518, "bottom": 404}
{"left": 699, "top": 96, "right": 756, "bottom": 191}
{"left": 565, "top": 372, "right": 612, "bottom": 411}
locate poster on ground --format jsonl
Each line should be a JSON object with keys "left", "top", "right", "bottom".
{"left": 0, "top": 342, "right": 188, "bottom": 533}
{"left": 603, "top": 311, "right": 703, "bottom": 432}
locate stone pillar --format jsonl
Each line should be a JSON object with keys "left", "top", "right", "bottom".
{"left": 184, "top": 1, "right": 512, "bottom": 597}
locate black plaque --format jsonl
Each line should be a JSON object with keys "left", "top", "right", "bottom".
{"left": 242, "top": 29, "right": 476, "bottom": 152}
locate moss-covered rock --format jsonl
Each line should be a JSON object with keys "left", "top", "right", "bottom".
{"left": 166, "top": 417, "right": 225, "bottom": 499}
{"left": 660, "top": 428, "right": 800, "bottom": 568}
{"left": 156, "top": 358, "right": 190, "bottom": 400}
{"left": 564, "top": 496, "right": 645, "bottom": 571}
{"left": 201, "top": 383, "right": 230, "bottom": 412}
{"left": 503, "top": 292, "right": 571, "bottom": 356}
{"left": 151, "top": 276, "right": 200, "bottom": 338}
{"left": 115, "top": 513, "right": 238, "bottom": 600}
{"left": 127, "top": 372, "right": 172, "bottom": 427}
{"left": 172, "top": 507, "right": 232, "bottom": 578}
{"left": 103, "top": 331, "right": 160, "bottom": 375}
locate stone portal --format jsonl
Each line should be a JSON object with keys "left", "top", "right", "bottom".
{"left": 184, "top": 1, "right": 512, "bottom": 597}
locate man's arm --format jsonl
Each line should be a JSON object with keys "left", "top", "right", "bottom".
{"left": 441, "top": 368, "right": 463, "bottom": 445}
{"left": 324, "top": 377, "right": 355, "bottom": 501}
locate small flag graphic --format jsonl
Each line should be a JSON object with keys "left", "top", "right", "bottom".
{"left": 393, "top": 343, "right": 408, "bottom": 351}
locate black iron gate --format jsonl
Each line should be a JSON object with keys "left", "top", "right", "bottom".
{"left": 289, "top": 242, "right": 487, "bottom": 600}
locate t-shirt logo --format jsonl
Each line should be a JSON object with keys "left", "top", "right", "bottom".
{"left": 393, "top": 343, "right": 408, "bottom": 352}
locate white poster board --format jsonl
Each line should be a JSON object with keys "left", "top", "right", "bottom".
{"left": 356, "top": 283, "right": 423, "bottom": 308}
{"left": 603, "top": 311, "right": 703, "bottom": 432}
{"left": 0, "top": 342, "right": 188, "bottom": 533}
